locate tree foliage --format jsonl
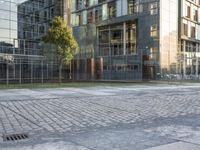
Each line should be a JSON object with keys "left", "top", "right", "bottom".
{"left": 43, "top": 16, "right": 78, "bottom": 65}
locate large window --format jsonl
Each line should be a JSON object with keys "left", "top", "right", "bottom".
{"left": 126, "top": 23, "right": 136, "bottom": 54}
{"left": 150, "top": 24, "right": 158, "bottom": 37}
{"left": 191, "top": 26, "right": 196, "bottom": 38}
{"left": 95, "top": 7, "right": 102, "bottom": 22}
{"left": 99, "top": 27, "right": 109, "bottom": 56}
{"left": 87, "top": 9, "right": 93, "bottom": 23}
{"left": 110, "top": 26, "right": 123, "bottom": 56}
{"left": 150, "top": 47, "right": 158, "bottom": 61}
{"left": 50, "top": 8, "right": 54, "bottom": 19}
{"left": 76, "top": 0, "right": 82, "bottom": 10}
{"left": 128, "top": 0, "right": 136, "bottom": 14}
{"left": 149, "top": 2, "right": 158, "bottom": 15}
{"left": 187, "top": 5, "right": 191, "bottom": 18}
{"left": 183, "top": 23, "right": 188, "bottom": 36}
{"left": 78, "top": 14, "right": 82, "bottom": 25}
{"left": 193, "top": 7, "right": 198, "bottom": 21}
{"left": 108, "top": 2, "right": 116, "bottom": 19}
{"left": 98, "top": 22, "right": 137, "bottom": 56}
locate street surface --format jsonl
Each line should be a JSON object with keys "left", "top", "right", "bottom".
{"left": 0, "top": 83, "right": 200, "bottom": 150}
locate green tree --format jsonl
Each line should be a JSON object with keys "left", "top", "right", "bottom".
{"left": 43, "top": 16, "right": 78, "bottom": 83}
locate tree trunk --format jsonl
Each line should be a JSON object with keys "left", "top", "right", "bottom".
{"left": 59, "top": 63, "right": 62, "bottom": 83}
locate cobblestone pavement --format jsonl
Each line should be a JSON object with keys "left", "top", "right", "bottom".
{"left": 0, "top": 84, "right": 200, "bottom": 149}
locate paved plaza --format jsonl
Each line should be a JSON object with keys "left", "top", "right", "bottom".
{"left": 0, "top": 83, "right": 200, "bottom": 149}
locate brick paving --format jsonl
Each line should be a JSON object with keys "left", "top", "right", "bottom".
{"left": 0, "top": 84, "right": 200, "bottom": 139}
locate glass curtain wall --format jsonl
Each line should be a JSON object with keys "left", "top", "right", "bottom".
{"left": 98, "top": 22, "right": 140, "bottom": 80}
{"left": 0, "top": 0, "right": 69, "bottom": 84}
{"left": 160, "top": 0, "right": 178, "bottom": 74}
{"left": 180, "top": 0, "right": 200, "bottom": 77}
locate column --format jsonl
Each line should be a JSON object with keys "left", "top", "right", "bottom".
{"left": 6, "top": 62, "right": 9, "bottom": 85}
{"left": 196, "top": 57, "right": 198, "bottom": 78}
{"left": 31, "top": 62, "right": 33, "bottom": 83}
{"left": 70, "top": 60, "right": 72, "bottom": 80}
{"left": 51, "top": 61, "right": 53, "bottom": 81}
{"left": 77, "top": 57, "right": 80, "bottom": 80}
{"left": 183, "top": 41, "right": 186, "bottom": 78}
{"left": 123, "top": 22, "right": 126, "bottom": 55}
{"left": 109, "top": 26, "right": 112, "bottom": 80}
{"left": 41, "top": 60, "right": 43, "bottom": 83}
{"left": 196, "top": 44, "right": 199, "bottom": 78}
{"left": 19, "top": 60, "right": 21, "bottom": 84}
{"left": 46, "top": 63, "right": 48, "bottom": 80}
{"left": 13, "top": 62, "right": 15, "bottom": 79}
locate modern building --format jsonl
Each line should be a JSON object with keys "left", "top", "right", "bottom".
{"left": 0, "top": 0, "right": 72, "bottom": 84}
{"left": 179, "top": 0, "right": 200, "bottom": 78}
{"left": 71, "top": 0, "right": 200, "bottom": 80}
{"left": 1, "top": 0, "right": 200, "bottom": 83}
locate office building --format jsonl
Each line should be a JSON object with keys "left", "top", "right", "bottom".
{"left": 0, "top": 0, "right": 71, "bottom": 83}
{"left": 71, "top": 0, "right": 200, "bottom": 80}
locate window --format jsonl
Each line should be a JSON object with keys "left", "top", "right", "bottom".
{"left": 187, "top": 5, "right": 191, "bottom": 18}
{"left": 95, "top": 7, "right": 102, "bottom": 22}
{"left": 99, "top": 27, "right": 109, "bottom": 56}
{"left": 126, "top": 23, "right": 136, "bottom": 55}
{"left": 191, "top": 26, "right": 196, "bottom": 38}
{"left": 50, "top": 8, "right": 54, "bottom": 19}
{"left": 87, "top": 10, "right": 93, "bottom": 23}
{"left": 134, "top": 65, "right": 138, "bottom": 71}
{"left": 39, "top": 25, "right": 45, "bottom": 34}
{"left": 150, "top": 24, "right": 158, "bottom": 37}
{"left": 185, "top": 41, "right": 196, "bottom": 52}
{"left": 193, "top": 9, "right": 198, "bottom": 21}
{"left": 108, "top": 2, "right": 116, "bottom": 18}
{"left": 78, "top": 14, "right": 82, "bottom": 25}
{"left": 127, "top": 65, "right": 138, "bottom": 71}
{"left": 149, "top": 2, "right": 158, "bottom": 15}
{"left": 99, "top": 0, "right": 106, "bottom": 4}
{"left": 110, "top": 26, "right": 123, "bottom": 56}
{"left": 44, "top": 11, "right": 47, "bottom": 20}
{"left": 150, "top": 47, "right": 158, "bottom": 60}
{"left": 85, "top": 0, "right": 89, "bottom": 7}
{"left": 39, "top": 1, "right": 44, "bottom": 8}
{"left": 128, "top": 0, "right": 136, "bottom": 14}
{"left": 103, "top": 65, "right": 109, "bottom": 71}
{"left": 183, "top": 23, "right": 188, "bottom": 36}
{"left": 76, "top": 0, "right": 82, "bottom": 9}
{"left": 49, "top": 0, "right": 54, "bottom": 5}
{"left": 35, "top": 11, "right": 39, "bottom": 22}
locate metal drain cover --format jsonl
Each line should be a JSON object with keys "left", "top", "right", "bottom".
{"left": 3, "top": 133, "right": 28, "bottom": 142}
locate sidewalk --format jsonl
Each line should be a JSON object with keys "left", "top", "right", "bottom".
{"left": 0, "top": 84, "right": 200, "bottom": 150}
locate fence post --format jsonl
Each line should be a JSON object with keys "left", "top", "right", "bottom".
{"left": 19, "top": 60, "right": 21, "bottom": 84}
{"left": 41, "top": 60, "right": 43, "bottom": 83}
{"left": 31, "top": 61, "right": 33, "bottom": 83}
{"left": 6, "top": 62, "right": 9, "bottom": 85}
{"left": 196, "top": 57, "right": 199, "bottom": 79}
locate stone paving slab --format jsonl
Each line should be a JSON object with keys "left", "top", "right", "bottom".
{"left": 0, "top": 84, "right": 200, "bottom": 149}
{"left": 66, "top": 127, "right": 176, "bottom": 150}
{"left": 144, "top": 142, "right": 200, "bottom": 150}
{"left": 1, "top": 141, "right": 90, "bottom": 150}
{"left": 0, "top": 92, "right": 199, "bottom": 137}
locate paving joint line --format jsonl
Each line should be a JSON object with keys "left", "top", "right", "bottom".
{"left": 170, "top": 138, "right": 200, "bottom": 147}
{"left": 0, "top": 103, "right": 47, "bottom": 132}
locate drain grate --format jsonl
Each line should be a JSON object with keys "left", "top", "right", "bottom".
{"left": 3, "top": 133, "right": 28, "bottom": 142}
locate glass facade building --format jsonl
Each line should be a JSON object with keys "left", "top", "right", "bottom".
{"left": 0, "top": 0, "right": 71, "bottom": 84}
{"left": 160, "top": 0, "right": 178, "bottom": 74}
{"left": 179, "top": 0, "right": 200, "bottom": 77}
{"left": 71, "top": 0, "right": 200, "bottom": 80}
{"left": 1, "top": 0, "right": 200, "bottom": 83}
